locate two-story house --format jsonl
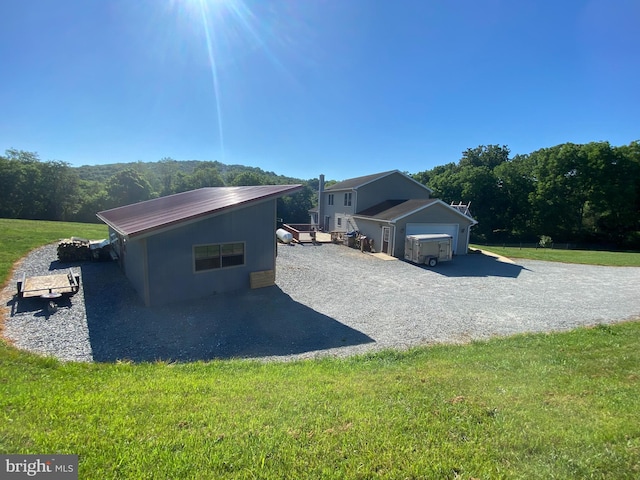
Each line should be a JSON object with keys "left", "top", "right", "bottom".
{"left": 310, "top": 170, "right": 477, "bottom": 258}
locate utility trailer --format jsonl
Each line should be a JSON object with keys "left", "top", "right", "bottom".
{"left": 17, "top": 269, "right": 80, "bottom": 299}
{"left": 404, "top": 234, "right": 453, "bottom": 267}
{"left": 16, "top": 269, "right": 80, "bottom": 314}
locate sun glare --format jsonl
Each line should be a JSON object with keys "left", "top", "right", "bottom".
{"left": 167, "top": 0, "right": 296, "bottom": 162}
{"left": 169, "top": 0, "right": 275, "bottom": 162}
{"left": 197, "top": 0, "right": 226, "bottom": 161}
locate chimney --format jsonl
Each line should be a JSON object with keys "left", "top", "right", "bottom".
{"left": 318, "top": 174, "right": 325, "bottom": 231}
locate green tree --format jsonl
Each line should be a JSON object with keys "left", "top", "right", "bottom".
{"left": 588, "top": 141, "right": 640, "bottom": 245}
{"left": 188, "top": 165, "right": 225, "bottom": 189}
{"left": 0, "top": 149, "right": 43, "bottom": 218}
{"left": 459, "top": 145, "right": 510, "bottom": 169}
{"left": 105, "top": 169, "right": 154, "bottom": 208}
{"left": 0, "top": 149, "right": 80, "bottom": 221}
{"left": 40, "top": 160, "right": 80, "bottom": 220}
{"left": 230, "top": 171, "right": 267, "bottom": 186}
{"left": 493, "top": 154, "right": 536, "bottom": 239}
{"left": 156, "top": 157, "right": 179, "bottom": 195}
{"left": 277, "top": 186, "right": 314, "bottom": 223}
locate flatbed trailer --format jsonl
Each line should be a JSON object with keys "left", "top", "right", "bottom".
{"left": 17, "top": 269, "right": 80, "bottom": 299}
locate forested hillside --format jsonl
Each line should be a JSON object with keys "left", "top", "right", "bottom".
{"left": 0, "top": 151, "right": 316, "bottom": 224}
{"left": 412, "top": 141, "right": 640, "bottom": 248}
{"left": 1, "top": 140, "right": 639, "bottom": 248}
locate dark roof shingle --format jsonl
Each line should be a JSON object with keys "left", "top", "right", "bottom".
{"left": 355, "top": 199, "right": 439, "bottom": 221}
{"left": 325, "top": 170, "right": 398, "bottom": 191}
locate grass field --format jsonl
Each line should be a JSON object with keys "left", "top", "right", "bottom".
{"left": 1, "top": 219, "right": 639, "bottom": 478}
{"left": 0, "top": 218, "right": 107, "bottom": 289}
{"left": 472, "top": 244, "right": 640, "bottom": 267}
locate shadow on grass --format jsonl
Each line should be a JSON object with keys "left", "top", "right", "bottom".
{"left": 81, "top": 262, "right": 374, "bottom": 362}
{"left": 413, "top": 252, "right": 530, "bottom": 278}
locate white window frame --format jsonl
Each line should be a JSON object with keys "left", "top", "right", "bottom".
{"left": 328, "top": 194, "right": 334, "bottom": 206}
{"left": 344, "top": 192, "right": 352, "bottom": 206}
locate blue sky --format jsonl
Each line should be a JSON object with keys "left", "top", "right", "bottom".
{"left": 1, "top": 0, "right": 638, "bottom": 181}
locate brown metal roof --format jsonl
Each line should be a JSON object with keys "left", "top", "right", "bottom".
{"left": 97, "top": 185, "right": 303, "bottom": 238}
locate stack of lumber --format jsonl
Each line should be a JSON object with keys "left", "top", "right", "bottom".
{"left": 57, "top": 238, "right": 92, "bottom": 262}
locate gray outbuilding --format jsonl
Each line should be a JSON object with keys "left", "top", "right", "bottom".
{"left": 97, "top": 185, "right": 302, "bottom": 306}
{"left": 351, "top": 198, "right": 477, "bottom": 257}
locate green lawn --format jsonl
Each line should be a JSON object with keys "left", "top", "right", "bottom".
{"left": 1, "top": 219, "right": 639, "bottom": 478}
{"left": 1, "top": 325, "right": 639, "bottom": 479}
{"left": 0, "top": 218, "right": 107, "bottom": 288}
{"left": 472, "top": 244, "right": 640, "bottom": 266}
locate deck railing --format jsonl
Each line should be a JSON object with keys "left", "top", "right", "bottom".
{"left": 281, "top": 224, "right": 318, "bottom": 243}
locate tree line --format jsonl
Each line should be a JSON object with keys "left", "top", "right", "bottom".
{"left": 412, "top": 141, "right": 640, "bottom": 248}
{"left": 2, "top": 140, "right": 639, "bottom": 248}
{"left": 0, "top": 150, "right": 315, "bottom": 225}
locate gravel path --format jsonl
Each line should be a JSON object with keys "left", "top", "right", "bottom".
{"left": 3, "top": 242, "right": 639, "bottom": 363}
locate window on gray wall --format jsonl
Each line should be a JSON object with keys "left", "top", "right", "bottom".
{"left": 194, "top": 242, "right": 245, "bottom": 272}
{"left": 344, "top": 192, "right": 352, "bottom": 206}
{"left": 328, "top": 194, "right": 334, "bottom": 205}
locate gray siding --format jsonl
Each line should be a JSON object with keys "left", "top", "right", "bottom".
{"left": 349, "top": 217, "right": 392, "bottom": 254}
{"left": 122, "top": 236, "right": 148, "bottom": 303}
{"left": 393, "top": 203, "right": 474, "bottom": 257}
{"left": 322, "top": 190, "right": 356, "bottom": 231}
{"left": 126, "top": 199, "right": 277, "bottom": 306}
{"left": 356, "top": 172, "right": 430, "bottom": 212}
{"left": 320, "top": 173, "right": 429, "bottom": 232}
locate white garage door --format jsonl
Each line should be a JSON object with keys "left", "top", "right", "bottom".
{"left": 406, "top": 223, "right": 459, "bottom": 254}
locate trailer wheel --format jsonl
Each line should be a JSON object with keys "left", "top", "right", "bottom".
{"left": 427, "top": 257, "right": 438, "bottom": 267}
{"left": 47, "top": 301, "right": 57, "bottom": 314}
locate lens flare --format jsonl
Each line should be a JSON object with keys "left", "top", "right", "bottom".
{"left": 197, "top": 0, "right": 225, "bottom": 161}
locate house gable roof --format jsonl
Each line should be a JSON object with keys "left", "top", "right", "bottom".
{"left": 353, "top": 199, "right": 478, "bottom": 224}
{"left": 325, "top": 170, "right": 432, "bottom": 193}
{"left": 97, "top": 185, "right": 303, "bottom": 239}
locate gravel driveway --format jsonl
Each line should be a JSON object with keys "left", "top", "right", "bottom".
{"left": 3, "top": 243, "right": 639, "bottom": 363}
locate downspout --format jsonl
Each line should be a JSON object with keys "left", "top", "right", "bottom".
{"left": 390, "top": 223, "right": 396, "bottom": 257}
{"left": 317, "top": 174, "right": 325, "bottom": 230}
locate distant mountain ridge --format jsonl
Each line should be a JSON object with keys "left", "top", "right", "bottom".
{"left": 73, "top": 159, "right": 310, "bottom": 186}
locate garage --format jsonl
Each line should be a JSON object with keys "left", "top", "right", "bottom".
{"left": 406, "top": 223, "right": 460, "bottom": 254}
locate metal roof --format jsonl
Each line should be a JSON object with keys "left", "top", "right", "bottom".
{"left": 97, "top": 185, "right": 303, "bottom": 238}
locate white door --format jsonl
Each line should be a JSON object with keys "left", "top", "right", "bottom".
{"left": 381, "top": 226, "right": 391, "bottom": 254}
{"left": 406, "top": 223, "right": 459, "bottom": 254}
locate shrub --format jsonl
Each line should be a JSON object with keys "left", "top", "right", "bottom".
{"left": 539, "top": 235, "right": 553, "bottom": 248}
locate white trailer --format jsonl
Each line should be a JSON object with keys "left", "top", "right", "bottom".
{"left": 404, "top": 234, "right": 453, "bottom": 267}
